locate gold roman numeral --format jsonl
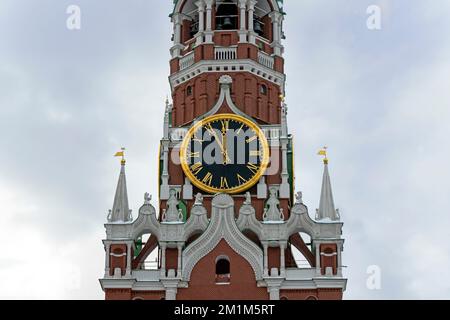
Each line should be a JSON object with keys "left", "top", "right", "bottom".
{"left": 187, "top": 151, "right": 200, "bottom": 158}
{"left": 190, "top": 162, "right": 203, "bottom": 175}
{"left": 236, "top": 123, "right": 245, "bottom": 135}
{"left": 205, "top": 123, "right": 216, "bottom": 136}
{"left": 246, "top": 135, "right": 257, "bottom": 143}
{"left": 247, "top": 163, "right": 259, "bottom": 174}
{"left": 202, "top": 172, "right": 213, "bottom": 186}
{"left": 220, "top": 119, "right": 229, "bottom": 132}
{"left": 192, "top": 132, "right": 203, "bottom": 143}
{"left": 237, "top": 174, "right": 247, "bottom": 185}
{"left": 220, "top": 177, "right": 229, "bottom": 189}
{"left": 250, "top": 150, "right": 263, "bottom": 158}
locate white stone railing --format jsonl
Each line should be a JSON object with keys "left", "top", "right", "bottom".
{"left": 285, "top": 268, "right": 317, "bottom": 280}
{"left": 132, "top": 270, "right": 161, "bottom": 281}
{"left": 179, "top": 51, "right": 195, "bottom": 70}
{"left": 215, "top": 47, "right": 237, "bottom": 60}
{"left": 258, "top": 51, "right": 274, "bottom": 69}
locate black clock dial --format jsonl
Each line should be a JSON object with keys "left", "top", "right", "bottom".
{"left": 180, "top": 114, "right": 269, "bottom": 194}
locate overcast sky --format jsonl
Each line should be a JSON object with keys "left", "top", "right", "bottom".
{"left": 1, "top": 0, "right": 449, "bottom": 299}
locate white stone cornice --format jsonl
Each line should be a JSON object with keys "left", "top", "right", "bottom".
{"left": 169, "top": 59, "right": 285, "bottom": 92}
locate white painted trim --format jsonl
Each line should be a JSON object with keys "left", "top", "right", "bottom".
{"left": 110, "top": 252, "right": 126, "bottom": 258}
{"left": 169, "top": 59, "right": 285, "bottom": 92}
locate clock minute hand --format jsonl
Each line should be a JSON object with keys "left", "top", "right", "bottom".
{"left": 222, "top": 130, "right": 229, "bottom": 165}
{"left": 207, "top": 125, "right": 231, "bottom": 164}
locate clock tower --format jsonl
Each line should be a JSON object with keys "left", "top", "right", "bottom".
{"left": 100, "top": 0, "right": 347, "bottom": 300}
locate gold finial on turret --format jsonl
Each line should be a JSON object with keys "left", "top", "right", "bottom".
{"left": 114, "top": 147, "right": 126, "bottom": 165}
{"left": 318, "top": 146, "right": 328, "bottom": 164}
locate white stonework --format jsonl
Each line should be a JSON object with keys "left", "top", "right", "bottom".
{"left": 182, "top": 194, "right": 264, "bottom": 281}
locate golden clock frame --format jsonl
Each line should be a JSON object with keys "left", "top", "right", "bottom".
{"left": 180, "top": 113, "right": 270, "bottom": 195}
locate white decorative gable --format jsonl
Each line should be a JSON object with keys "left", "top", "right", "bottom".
{"left": 182, "top": 194, "right": 264, "bottom": 281}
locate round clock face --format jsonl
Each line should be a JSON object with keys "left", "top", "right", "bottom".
{"left": 180, "top": 114, "right": 270, "bottom": 194}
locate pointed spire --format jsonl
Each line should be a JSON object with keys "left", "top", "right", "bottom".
{"left": 163, "top": 96, "right": 172, "bottom": 139}
{"left": 316, "top": 148, "right": 340, "bottom": 221}
{"left": 108, "top": 149, "right": 132, "bottom": 223}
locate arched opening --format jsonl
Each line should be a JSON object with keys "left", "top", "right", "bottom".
{"left": 306, "top": 295, "right": 318, "bottom": 300}
{"left": 132, "top": 233, "right": 159, "bottom": 270}
{"left": 216, "top": 0, "right": 238, "bottom": 30}
{"left": 254, "top": 0, "right": 273, "bottom": 40}
{"left": 180, "top": 0, "right": 199, "bottom": 42}
{"left": 215, "top": 256, "right": 231, "bottom": 284}
{"left": 260, "top": 84, "right": 268, "bottom": 95}
{"left": 186, "top": 85, "right": 193, "bottom": 96}
{"left": 290, "top": 232, "right": 314, "bottom": 269}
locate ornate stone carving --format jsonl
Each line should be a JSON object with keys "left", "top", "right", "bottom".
{"left": 263, "top": 188, "right": 284, "bottom": 222}
{"left": 219, "top": 74, "right": 232, "bottom": 85}
{"left": 144, "top": 192, "right": 152, "bottom": 205}
{"left": 244, "top": 192, "right": 252, "bottom": 205}
{"left": 162, "top": 189, "right": 183, "bottom": 223}
{"left": 295, "top": 191, "right": 303, "bottom": 205}
{"left": 182, "top": 194, "right": 264, "bottom": 282}
{"left": 194, "top": 193, "right": 204, "bottom": 206}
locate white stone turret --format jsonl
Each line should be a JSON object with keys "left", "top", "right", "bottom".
{"left": 108, "top": 158, "right": 132, "bottom": 223}
{"left": 316, "top": 158, "right": 340, "bottom": 222}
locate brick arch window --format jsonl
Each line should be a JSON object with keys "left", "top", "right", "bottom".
{"left": 306, "top": 295, "right": 318, "bottom": 300}
{"left": 260, "top": 84, "right": 268, "bottom": 95}
{"left": 186, "top": 85, "right": 193, "bottom": 96}
{"left": 215, "top": 255, "right": 231, "bottom": 284}
{"left": 280, "top": 296, "right": 288, "bottom": 300}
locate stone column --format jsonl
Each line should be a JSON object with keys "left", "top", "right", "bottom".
{"left": 263, "top": 243, "right": 269, "bottom": 276}
{"left": 170, "top": 13, "right": 184, "bottom": 58}
{"left": 195, "top": 1, "right": 205, "bottom": 45}
{"left": 266, "top": 279, "right": 284, "bottom": 300}
{"left": 337, "top": 242, "right": 343, "bottom": 277}
{"left": 160, "top": 140, "right": 170, "bottom": 200}
{"left": 238, "top": 0, "right": 247, "bottom": 43}
{"left": 177, "top": 244, "right": 183, "bottom": 277}
{"left": 247, "top": 0, "right": 257, "bottom": 44}
{"left": 204, "top": 0, "right": 214, "bottom": 43}
{"left": 105, "top": 242, "right": 111, "bottom": 277}
{"left": 269, "top": 11, "right": 283, "bottom": 56}
{"left": 279, "top": 138, "right": 290, "bottom": 199}
{"left": 183, "top": 177, "right": 193, "bottom": 200}
{"left": 315, "top": 244, "right": 321, "bottom": 276}
{"left": 126, "top": 242, "right": 132, "bottom": 276}
{"left": 165, "top": 287, "right": 178, "bottom": 300}
{"left": 257, "top": 176, "right": 268, "bottom": 199}
{"left": 268, "top": 286, "right": 280, "bottom": 300}
{"left": 280, "top": 242, "right": 286, "bottom": 276}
